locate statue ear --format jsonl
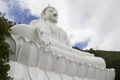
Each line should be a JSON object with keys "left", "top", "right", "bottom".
{"left": 44, "top": 15, "right": 47, "bottom": 21}
{"left": 41, "top": 13, "right": 46, "bottom": 21}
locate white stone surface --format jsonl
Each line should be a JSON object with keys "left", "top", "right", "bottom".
{"left": 7, "top": 6, "right": 115, "bottom": 80}
{"left": 61, "top": 74, "right": 73, "bottom": 80}
{"left": 46, "top": 71, "right": 62, "bottom": 80}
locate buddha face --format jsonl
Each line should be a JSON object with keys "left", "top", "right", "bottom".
{"left": 42, "top": 7, "right": 58, "bottom": 24}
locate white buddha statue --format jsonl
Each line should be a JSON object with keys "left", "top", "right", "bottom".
{"left": 7, "top": 6, "right": 115, "bottom": 80}
{"left": 8, "top": 5, "right": 105, "bottom": 66}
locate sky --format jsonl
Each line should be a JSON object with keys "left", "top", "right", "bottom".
{"left": 0, "top": 0, "right": 120, "bottom": 51}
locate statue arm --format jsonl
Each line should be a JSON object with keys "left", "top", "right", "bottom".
{"left": 49, "top": 37, "right": 94, "bottom": 56}
{"left": 11, "top": 23, "right": 51, "bottom": 46}
{"left": 65, "top": 33, "right": 71, "bottom": 46}
{"left": 11, "top": 24, "right": 40, "bottom": 43}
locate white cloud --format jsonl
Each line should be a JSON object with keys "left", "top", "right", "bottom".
{"left": 0, "top": 0, "right": 9, "bottom": 14}
{"left": 0, "top": 0, "right": 120, "bottom": 51}
{"left": 100, "top": 29, "right": 120, "bottom": 51}
{"left": 64, "top": 0, "right": 120, "bottom": 51}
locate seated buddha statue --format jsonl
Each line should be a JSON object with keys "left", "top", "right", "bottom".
{"left": 6, "top": 6, "right": 115, "bottom": 80}
{"left": 8, "top": 5, "right": 105, "bottom": 67}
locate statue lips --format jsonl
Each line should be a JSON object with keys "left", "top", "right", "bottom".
{"left": 51, "top": 16, "right": 57, "bottom": 21}
{"left": 51, "top": 13, "right": 58, "bottom": 22}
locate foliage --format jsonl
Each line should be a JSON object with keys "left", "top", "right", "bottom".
{"left": 73, "top": 47, "right": 120, "bottom": 80}
{"left": 85, "top": 49, "right": 120, "bottom": 80}
{"left": 0, "top": 13, "right": 13, "bottom": 80}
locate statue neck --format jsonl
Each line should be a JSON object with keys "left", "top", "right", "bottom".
{"left": 45, "top": 20, "right": 57, "bottom": 26}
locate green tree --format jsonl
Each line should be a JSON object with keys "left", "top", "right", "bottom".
{"left": 85, "top": 49, "right": 120, "bottom": 80}
{"left": 0, "top": 13, "right": 13, "bottom": 80}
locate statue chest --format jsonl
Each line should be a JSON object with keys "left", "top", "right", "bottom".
{"left": 50, "top": 26, "right": 60, "bottom": 40}
{"left": 50, "top": 26, "right": 66, "bottom": 44}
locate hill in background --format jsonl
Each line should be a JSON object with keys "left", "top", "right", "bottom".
{"left": 73, "top": 47, "right": 120, "bottom": 80}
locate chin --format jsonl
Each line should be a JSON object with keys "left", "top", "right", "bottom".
{"left": 50, "top": 18, "right": 58, "bottom": 23}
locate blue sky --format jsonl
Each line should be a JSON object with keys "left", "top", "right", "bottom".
{"left": 8, "top": 7, "right": 39, "bottom": 24}
{"left": 6, "top": 1, "right": 39, "bottom": 24}
{"left": 74, "top": 39, "right": 89, "bottom": 49}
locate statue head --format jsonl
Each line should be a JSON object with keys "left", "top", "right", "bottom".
{"left": 41, "top": 6, "right": 58, "bottom": 24}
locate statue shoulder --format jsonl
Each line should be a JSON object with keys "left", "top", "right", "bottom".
{"left": 29, "top": 20, "right": 40, "bottom": 26}
{"left": 11, "top": 24, "right": 34, "bottom": 35}
{"left": 11, "top": 24, "right": 37, "bottom": 41}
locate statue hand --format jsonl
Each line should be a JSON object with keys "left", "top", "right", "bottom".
{"left": 36, "top": 25, "right": 51, "bottom": 45}
{"left": 41, "top": 33, "right": 50, "bottom": 45}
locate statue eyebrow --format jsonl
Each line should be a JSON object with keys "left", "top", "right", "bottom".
{"left": 49, "top": 9, "right": 54, "bottom": 12}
